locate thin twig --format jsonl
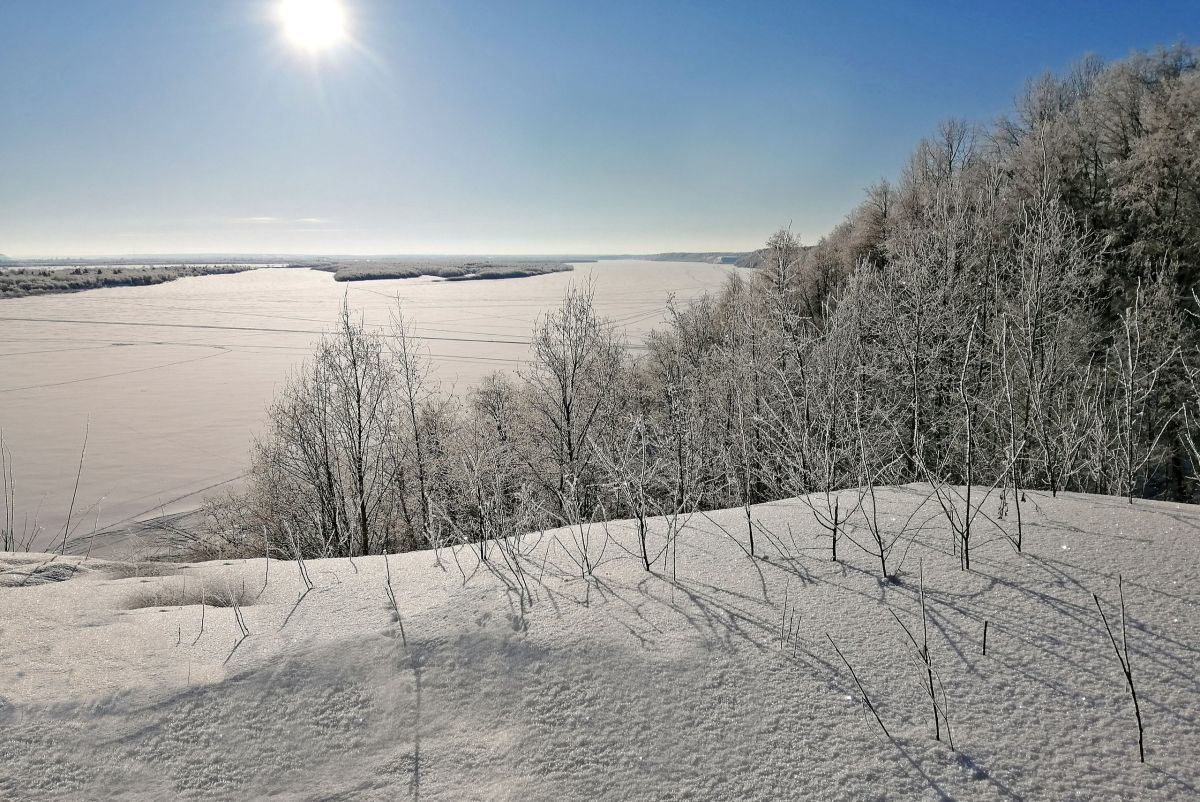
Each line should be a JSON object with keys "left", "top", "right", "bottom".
{"left": 1094, "top": 575, "right": 1145, "bottom": 762}
{"left": 827, "top": 632, "right": 891, "bottom": 739}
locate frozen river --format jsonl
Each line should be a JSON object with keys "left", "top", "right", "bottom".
{"left": 0, "top": 260, "right": 739, "bottom": 553}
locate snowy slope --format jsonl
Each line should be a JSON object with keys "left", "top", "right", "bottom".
{"left": 1, "top": 486, "right": 1198, "bottom": 800}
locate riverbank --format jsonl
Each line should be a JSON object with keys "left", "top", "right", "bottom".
{"left": 0, "top": 264, "right": 266, "bottom": 299}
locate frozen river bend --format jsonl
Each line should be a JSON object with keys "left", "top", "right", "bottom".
{"left": 2, "top": 488, "right": 1198, "bottom": 800}
{"left": 0, "top": 260, "right": 736, "bottom": 554}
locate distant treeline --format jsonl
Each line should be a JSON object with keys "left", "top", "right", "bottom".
{"left": 639, "top": 252, "right": 748, "bottom": 265}
{"left": 0, "top": 260, "right": 578, "bottom": 299}
{"left": 0, "top": 254, "right": 762, "bottom": 299}
{"left": 0, "top": 264, "right": 260, "bottom": 299}
{"left": 310, "top": 260, "right": 573, "bottom": 282}
{"left": 194, "top": 46, "right": 1200, "bottom": 566}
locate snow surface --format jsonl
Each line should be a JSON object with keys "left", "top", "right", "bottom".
{"left": 1, "top": 486, "right": 1198, "bottom": 800}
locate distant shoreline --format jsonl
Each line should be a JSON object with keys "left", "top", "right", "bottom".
{"left": 0, "top": 263, "right": 265, "bottom": 299}
{"left": 0, "top": 252, "right": 757, "bottom": 299}
{"left": 0, "top": 261, "right": 576, "bottom": 299}
{"left": 311, "top": 260, "right": 574, "bottom": 283}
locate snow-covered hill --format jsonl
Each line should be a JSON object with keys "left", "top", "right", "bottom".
{"left": 1, "top": 486, "right": 1197, "bottom": 800}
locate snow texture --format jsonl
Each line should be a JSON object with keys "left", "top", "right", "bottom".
{"left": 1, "top": 486, "right": 1198, "bottom": 800}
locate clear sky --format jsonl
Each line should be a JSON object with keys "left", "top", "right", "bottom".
{"left": 1, "top": 1, "right": 1196, "bottom": 257}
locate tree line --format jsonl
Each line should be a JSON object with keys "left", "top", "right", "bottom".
{"left": 201, "top": 46, "right": 1200, "bottom": 572}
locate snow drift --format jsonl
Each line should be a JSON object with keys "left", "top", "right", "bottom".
{"left": 1, "top": 486, "right": 1198, "bottom": 800}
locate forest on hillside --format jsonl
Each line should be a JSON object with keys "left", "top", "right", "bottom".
{"left": 195, "top": 46, "right": 1200, "bottom": 570}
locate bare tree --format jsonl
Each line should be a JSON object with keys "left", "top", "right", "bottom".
{"left": 327, "top": 302, "right": 397, "bottom": 555}
{"left": 517, "top": 283, "right": 627, "bottom": 524}
{"left": 998, "top": 317, "right": 1027, "bottom": 550}
{"left": 1001, "top": 196, "right": 1099, "bottom": 495}
{"left": 594, "top": 414, "right": 662, "bottom": 571}
{"left": 1180, "top": 293, "right": 1200, "bottom": 481}
{"left": 1, "top": 430, "right": 15, "bottom": 552}
{"left": 851, "top": 393, "right": 907, "bottom": 580}
{"left": 389, "top": 305, "right": 445, "bottom": 549}
{"left": 917, "top": 314, "right": 1001, "bottom": 571}
{"left": 248, "top": 301, "right": 398, "bottom": 557}
{"left": 442, "top": 395, "right": 530, "bottom": 568}
{"left": 1108, "top": 278, "right": 1180, "bottom": 502}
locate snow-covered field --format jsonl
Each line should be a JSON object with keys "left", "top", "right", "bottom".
{"left": 1, "top": 486, "right": 1197, "bottom": 800}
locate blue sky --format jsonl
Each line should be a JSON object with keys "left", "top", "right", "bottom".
{"left": 1, "top": 1, "right": 1196, "bottom": 256}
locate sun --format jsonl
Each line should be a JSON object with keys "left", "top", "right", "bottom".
{"left": 278, "top": 0, "right": 347, "bottom": 52}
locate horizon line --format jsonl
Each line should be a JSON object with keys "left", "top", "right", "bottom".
{"left": 0, "top": 249, "right": 758, "bottom": 262}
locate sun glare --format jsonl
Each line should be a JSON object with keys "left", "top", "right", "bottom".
{"left": 279, "top": 0, "right": 347, "bottom": 52}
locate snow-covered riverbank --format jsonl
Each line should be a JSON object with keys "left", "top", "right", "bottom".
{"left": 2, "top": 486, "right": 1197, "bottom": 800}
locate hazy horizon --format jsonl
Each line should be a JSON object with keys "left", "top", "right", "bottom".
{"left": 0, "top": 249, "right": 748, "bottom": 261}
{"left": 3, "top": 1, "right": 1197, "bottom": 257}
